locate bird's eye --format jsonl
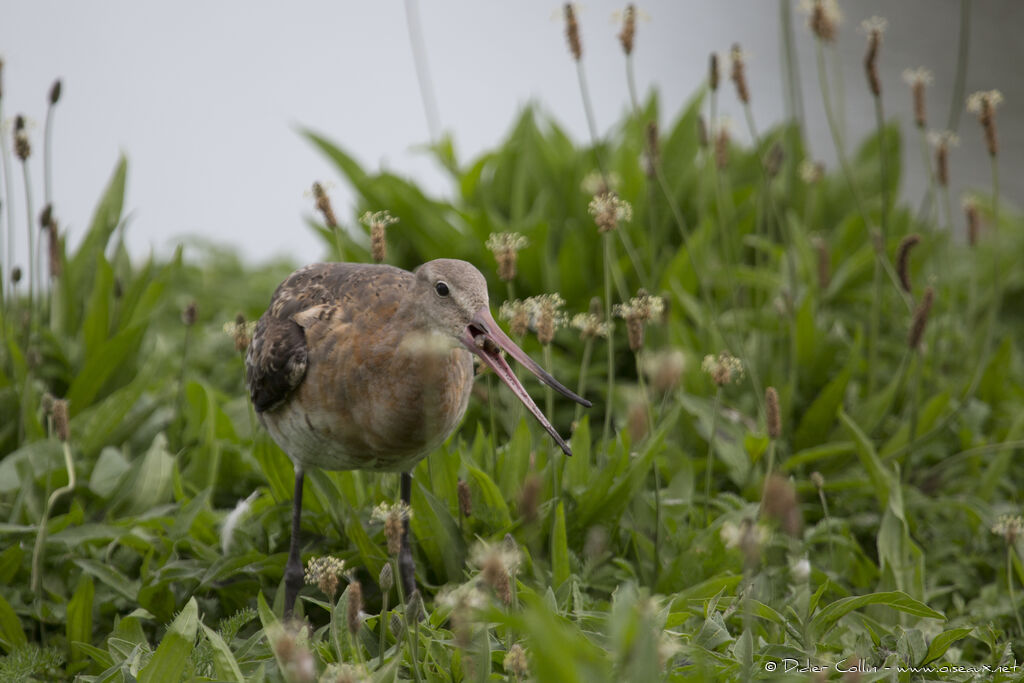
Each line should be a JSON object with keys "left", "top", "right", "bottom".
{"left": 434, "top": 281, "right": 450, "bottom": 297}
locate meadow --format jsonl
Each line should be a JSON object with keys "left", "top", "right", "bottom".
{"left": 2, "top": 3, "right": 1024, "bottom": 681}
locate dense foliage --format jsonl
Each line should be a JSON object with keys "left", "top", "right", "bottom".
{"left": 2, "top": 7, "right": 1024, "bottom": 682}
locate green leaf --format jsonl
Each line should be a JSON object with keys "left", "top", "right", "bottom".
{"left": 200, "top": 623, "right": 245, "bottom": 682}
{"left": 839, "top": 408, "right": 895, "bottom": 505}
{"left": 139, "top": 596, "right": 198, "bottom": 683}
{"left": 794, "top": 366, "right": 851, "bottom": 451}
{"left": 66, "top": 322, "right": 146, "bottom": 412}
{"left": 809, "top": 591, "right": 943, "bottom": 641}
{"left": 73, "top": 558, "right": 140, "bottom": 602}
{"left": 67, "top": 574, "right": 95, "bottom": 664}
{"left": 0, "top": 592, "right": 27, "bottom": 653}
{"left": 551, "top": 501, "right": 570, "bottom": 587}
{"left": 921, "top": 627, "right": 973, "bottom": 666}
{"left": 464, "top": 464, "right": 511, "bottom": 529}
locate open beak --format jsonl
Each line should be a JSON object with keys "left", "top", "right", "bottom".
{"left": 460, "top": 306, "right": 591, "bottom": 456}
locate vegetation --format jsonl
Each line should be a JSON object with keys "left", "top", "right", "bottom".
{"left": 2, "top": 2, "right": 1023, "bottom": 681}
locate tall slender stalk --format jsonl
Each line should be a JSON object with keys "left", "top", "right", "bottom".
{"left": 946, "top": 0, "right": 972, "bottom": 132}
{"left": 403, "top": 0, "right": 440, "bottom": 143}
{"left": 704, "top": 388, "right": 723, "bottom": 525}
{"left": 602, "top": 234, "right": 616, "bottom": 447}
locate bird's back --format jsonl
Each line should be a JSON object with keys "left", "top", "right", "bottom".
{"left": 246, "top": 261, "right": 473, "bottom": 472}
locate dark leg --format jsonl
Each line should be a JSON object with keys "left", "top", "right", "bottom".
{"left": 398, "top": 471, "right": 416, "bottom": 597}
{"left": 284, "top": 468, "right": 305, "bottom": 618}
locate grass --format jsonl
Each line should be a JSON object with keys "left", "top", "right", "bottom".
{"left": 2, "top": 4, "right": 1024, "bottom": 681}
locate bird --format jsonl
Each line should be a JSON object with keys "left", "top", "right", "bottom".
{"left": 245, "top": 258, "right": 591, "bottom": 615}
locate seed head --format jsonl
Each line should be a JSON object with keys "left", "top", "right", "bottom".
{"left": 181, "top": 300, "right": 198, "bottom": 326}
{"left": 226, "top": 313, "right": 252, "bottom": 352}
{"left": 761, "top": 474, "right": 802, "bottom": 537}
{"left": 42, "top": 208, "right": 61, "bottom": 279}
{"left": 267, "top": 623, "right": 315, "bottom": 683}
{"left": 765, "top": 387, "right": 781, "bottom": 439}
{"left": 379, "top": 562, "right": 394, "bottom": 593}
{"left": 13, "top": 114, "right": 30, "bottom": 161}
{"left": 729, "top": 44, "right": 750, "bottom": 104}
{"left": 992, "top": 514, "right": 1024, "bottom": 544}
{"left": 564, "top": 4, "right": 582, "bottom": 61}
{"left": 51, "top": 398, "right": 70, "bottom": 442}
{"left": 320, "top": 663, "right": 370, "bottom": 683}
{"left": 702, "top": 351, "right": 743, "bottom": 386}
{"left": 49, "top": 79, "right": 62, "bottom": 106}
{"left": 305, "top": 556, "right": 346, "bottom": 601}
{"left": 962, "top": 195, "right": 980, "bottom": 247}
{"left": 499, "top": 299, "right": 530, "bottom": 338}
{"left": 613, "top": 290, "right": 665, "bottom": 352}
{"left": 524, "top": 293, "right": 566, "bottom": 345}
{"left": 709, "top": 52, "right": 719, "bottom": 92}
{"left": 519, "top": 474, "right": 541, "bottom": 523}
{"left": 967, "top": 90, "right": 1003, "bottom": 157}
{"left": 641, "top": 348, "right": 685, "bottom": 393}
{"left": 714, "top": 119, "right": 731, "bottom": 169}
{"left": 504, "top": 643, "right": 529, "bottom": 679}
{"left": 618, "top": 4, "right": 636, "bottom": 56}
{"left": 861, "top": 17, "right": 886, "bottom": 97}
{"left": 803, "top": 0, "right": 841, "bottom": 43}
{"left": 438, "top": 582, "right": 487, "bottom": 648}
{"left": 485, "top": 231, "right": 529, "bottom": 281}
{"left": 902, "top": 68, "right": 933, "bottom": 128}
{"left": 895, "top": 234, "right": 921, "bottom": 293}
{"left": 372, "top": 501, "right": 411, "bottom": 556}
{"left": 571, "top": 307, "right": 612, "bottom": 341}
{"left": 360, "top": 210, "right": 398, "bottom": 264}
{"left": 791, "top": 557, "right": 811, "bottom": 582}
{"left": 928, "top": 130, "right": 958, "bottom": 186}
{"left": 720, "top": 518, "right": 769, "bottom": 566}
{"left": 580, "top": 170, "right": 619, "bottom": 196}
{"left": 907, "top": 286, "right": 935, "bottom": 350}
{"left": 310, "top": 181, "right": 338, "bottom": 228}
{"left": 457, "top": 479, "right": 472, "bottom": 517}
{"left": 588, "top": 192, "right": 633, "bottom": 233}
{"left": 810, "top": 471, "right": 825, "bottom": 490}
{"left": 346, "top": 580, "right": 363, "bottom": 636}
{"left": 799, "top": 159, "right": 824, "bottom": 184}
{"left": 473, "top": 541, "right": 519, "bottom": 606}
{"left": 11, "top": 266, "right": 22, "bottom": 285}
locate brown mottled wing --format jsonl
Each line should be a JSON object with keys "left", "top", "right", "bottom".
{"left": 245, "top": 262, "right": 413, "bottom": 413}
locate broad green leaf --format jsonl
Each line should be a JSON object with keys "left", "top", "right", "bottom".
{"left": 921, "top": 627, "right": 973, "bottom": 666}
{"left": 794, "top": 367, "right": 851, "bottom": 451}
{"left": 839, "top": 408, "right": 895, "bottom": 505}
{"left": 67, "top": 322, "right": 146, "bottom": 412}
{"left": 0, "top": 592, "right": 27, "bottom": 653}
{"left": 464, "top": 464, "right": 511, "bottom": 529}
{"left": 67, "top": 574, "right": 95, "bottom": 664}
{"left": 74, "top": 558, "right": 140, "bottom": 602}
{"left": 809, "top": 591, "right": 943, "bottom": 641}
{"left": 200, "top": 623, "right": 245, "bottom": 682}
{"left": 138, "top": 596, "right": 198, "bottom": 683}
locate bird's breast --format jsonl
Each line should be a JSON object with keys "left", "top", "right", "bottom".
{"left": 265, "top": 326, "right": 474, "bottom": 472}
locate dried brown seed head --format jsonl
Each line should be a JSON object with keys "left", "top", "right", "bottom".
{"left": 346, "top": 580, "right": 363, "bottom": 636}
{"left": 709, "top": 52, "right": 719, "bottom": 92}
{"left": 729, "top": 44, "right": 749, "bottom": 104}
{"left": 564, "top": 4, "right": 582, "bottom": 61}
{"left": 618, "top": 4, "right": 636, "bottom": 56}
{"left": 967, "top": 90, "right": 1003, "bottom": 157}
{"left": 761, "top": 474, "right": 802, "bottom": 537}
{"left": 895, "top": 234, "right": 921, "bottom": 293}
{"left": 49, "top": 79, "right": 62, "bottom": 105}
{"left": 519, "top": 475, "right": 541, "bottom": 523}
{"left": 765, "top": 387, "right": 781, "bottom": 439}
{"left": 907, "top": 286, "right": 935, "bottom": 350}
{"left": 182, "top": 300, "right": 198, "bottom": 326}
{"left": 52, "top": 398, "right": 70, "bottom": 442}
{"left": 457, "top": 479, "right": 472, "bottom": 517}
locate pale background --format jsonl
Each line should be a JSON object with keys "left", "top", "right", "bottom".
{"left": 1, "top": 1, "right": 1020, "bottom": 270}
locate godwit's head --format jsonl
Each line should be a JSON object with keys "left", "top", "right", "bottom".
{"left": 409, "top": 259, "right": 591, "bottom": 455}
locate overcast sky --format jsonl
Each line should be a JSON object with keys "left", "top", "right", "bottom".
{"left": 1, "top": 1, "right": 1019, "bottom": 271}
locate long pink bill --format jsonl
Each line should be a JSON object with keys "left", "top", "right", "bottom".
{"left": 461, "top": 307, "right": 591, "bottom": 456}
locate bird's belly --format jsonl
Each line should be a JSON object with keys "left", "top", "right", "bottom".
{"left": 264, "top": 346, "right": 474, "bottom": 472}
